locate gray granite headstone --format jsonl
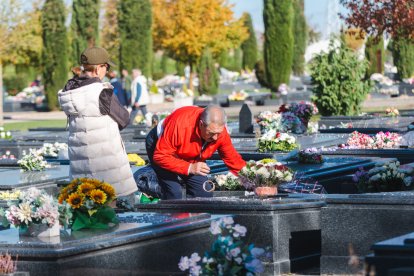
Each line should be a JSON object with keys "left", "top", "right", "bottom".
{"left": 239, "top": 103, "right": 253, "bottom": 134}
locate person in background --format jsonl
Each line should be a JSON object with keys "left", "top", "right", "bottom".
{"left": 145, "top": 105, "right": 246, "bottom": 200}
{"left": 121, "top": 69, "right": 132, "bottom": 108}
{"left": 109, "top": 70, "right": 128, "bottom": 108}
{"left": 130, "top": 68, "right": 150, "bottom": 121}
{"left": 58, "top": 46, "right": 137, "bottom": 201}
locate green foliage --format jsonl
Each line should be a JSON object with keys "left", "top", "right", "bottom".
{"left": 41, "top": 0, "right": 68, "bottom": 110}
{"left": 390, "top": 38, "right": 414, "bottom": 79}
{"left": 70, "top": 0, "right": 100, "bottom": 67}
{"left": 176, "top": 60, "right": 185, "bottom": 76}
{"left": 292, "top": 0, "right": 307, "bottom": 76}
{"left": 254, "top": 60, "right": 269, "bottom": 88}
{"left": 218, "top": 50, "right": 230, "bottom": 69}
{"left": 229, "top": 48, "right": 242, "bottom": 72}
{"left": 118, "top": 0, "right": 152, "bottom": 77}
{"left": 160, "top": 52, "right": 168, "bottom": 74}
{"left": 263, "top": 0, "right": 294, "bottom": 90}
{"left": 310, "top": 40, "right": 371, "bottom": 116}
{"left": 3, "top": 73, "right": 30, "bottom": 95}
{"left": 241, "top": 13, "right": 258, "bottom": 71}
{"left": 197, "top": 48, "right": 219, "bottom": 95}
{"left": 365, "top": 36, "right": 385, "bottom": 75}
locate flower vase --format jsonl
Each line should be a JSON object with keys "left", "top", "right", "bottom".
{"left": 20, "top": 223, "right": 60, "bottom": 237}
{"left": 254, "top": 186, "right": 277, "bottom": 197}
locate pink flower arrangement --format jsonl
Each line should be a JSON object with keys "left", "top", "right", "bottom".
{"left": 344, "top": 131, "right": 401, "bottom": 149}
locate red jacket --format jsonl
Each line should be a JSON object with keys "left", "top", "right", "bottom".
{"left": 153, "top": 106, "right": 246, "bottom": 175}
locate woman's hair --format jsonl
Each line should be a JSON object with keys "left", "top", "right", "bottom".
{"left": 71, "top": 64, "right": 98, "bottom": 77}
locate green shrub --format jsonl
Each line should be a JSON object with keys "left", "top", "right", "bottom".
{"left": 390, "top": 38, "right": 414, "bottom": 79}
{"left": 310, "top": 39, "right": 371, "bottom": 116}
{"left": 365, "top": 36, "right": 384, "bottom": 75}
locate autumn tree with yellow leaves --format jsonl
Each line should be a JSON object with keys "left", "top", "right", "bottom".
{"left": 152, "top": 0, "right": 248, "bottom": 90}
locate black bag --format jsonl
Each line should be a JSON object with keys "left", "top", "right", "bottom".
{"left": 133, "top": 165, "right": 163, "bottom": 198}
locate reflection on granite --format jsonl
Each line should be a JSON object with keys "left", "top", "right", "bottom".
{"left": 0, "top": 166, "right": 69, "bottom": 189}
{"left": 0, "top": 212, "right": 209, "bottom": 248}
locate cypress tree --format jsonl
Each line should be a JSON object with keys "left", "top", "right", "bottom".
{"left": 391, "top": 38, "right": 414, "bottom": 79}
{"left": 118, "top": 0, "right": 152, "bottom": 77}
{"left": 218, "top": 50, "right": 229, "bottom": 69}
{"left": 41, "top": 0, "right": 68, "bottom": 110}
{"left": 292, "top": 0, "right": 307, "bottom": 76}
{"left": 365, "top": 36, "right": 384, "bottom": 75}
{"left": 241, "top": 13, "right": 258, "bottom": 71}
{"left": 198, "top": 48, "right": 219, "bottom": 95}
{"left": 263, "top": 0, "right": 294, "bottom": 90}
{"left": 232, "top": 48, "right": 242, "bottom": 72}
{"left": 176, "top": 61, "right": 185, "bottom": 76}
{"left": 101, "top": 0, "right": 120, "bottom": 67}
{"left": 70, "top": 0, "right": 100, "bottom": 67}
{"left": 160, "top": 52, "right": 168, "bottom": 74}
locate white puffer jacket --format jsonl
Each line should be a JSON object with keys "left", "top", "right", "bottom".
{"left": 58, "top": 82, "right": 137, "bottom": 197}
{"left": 130, "top": 75, "right": 149, "bottom": 106}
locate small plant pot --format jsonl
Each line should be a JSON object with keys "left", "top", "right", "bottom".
{"left": 20, "top": 223, "right": 60, "bottom": 237}
{"left": 254, "top": 186, "right": 277, "bottom": 197}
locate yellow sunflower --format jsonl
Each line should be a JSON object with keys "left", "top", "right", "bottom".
{"left": 77, "top": 183, "right": 95, "bottom": 195}
{"left": 100, "top": 183, "right": 116, "bottom": 199}
{"left": 90, "top": 189, "right": 107, "bottom": 204}
{"left": 67, "top": 193, "right": 84, "bottom": 209}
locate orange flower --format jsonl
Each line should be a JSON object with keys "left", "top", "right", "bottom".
{"left": 67, "top": 193, "right": 84, "bottom": 209}
{"left": 58, "top": 192, "right": 68, "bottom": 204}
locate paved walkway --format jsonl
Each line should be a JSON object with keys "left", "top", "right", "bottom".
{"left": 3, "top": 96, "right": 414, "bottom": 123}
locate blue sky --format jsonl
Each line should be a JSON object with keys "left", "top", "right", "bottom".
{"left": 229, "top": 0, "right": 346, "bottom": 37}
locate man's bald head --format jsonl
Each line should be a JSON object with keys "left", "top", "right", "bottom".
{"left": 200, "top": 105, "right": 227, "bottom": 126}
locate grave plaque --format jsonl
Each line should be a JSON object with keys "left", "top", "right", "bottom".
{"left": 239, "top": 103, "right": 254, "bottom": 134}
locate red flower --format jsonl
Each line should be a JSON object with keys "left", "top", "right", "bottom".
{"left": 275, "top": 132, "right": 281, "bottom": 138}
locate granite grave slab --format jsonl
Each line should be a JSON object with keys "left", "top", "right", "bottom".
{"left": 0, "top": 212, "right": 218, "bottom": 276}
{"left": 135, "top": 195, "right": 326, "bottom": 275}
{"left": 321, "top": 192, "right": 414, "bottom": 274}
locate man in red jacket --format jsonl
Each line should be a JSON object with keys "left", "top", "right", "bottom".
{"left": 146, "top": 105, "right": 246, "bottom": 199}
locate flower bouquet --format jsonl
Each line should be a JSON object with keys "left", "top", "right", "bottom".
{"left": 39, "top": 142, "right": 68, "bottom": 158}
{"left": 256, "top": 111, "right": 282, "bottom": 133}
{"left": 17, "top": 149, "right": 50, "bottom": 171}
{"left": 287, "top": 101, "right": 319, "bottom": 125}
{"left": 239, "top": 159, "right": 293, "bottom": 196}
{"left": 385, "top": 107, "right": 399, "bottom": 117}
{"left": 178, "top": 217, "right": 271, "bottom": 276}
{"left": 352, "top": 161, "right": 414, "bottom": 193}
{"left": 281, "top": 112, "right": 306, "bottom": 134}
{"left": 344, "top": 131, "right": 401, "bottom": 149}
{"left": 258, "top": 130, "right": 298, "bottom": 152}
{"left": 228, "top": 90, "right": 248, "bottom": 101}
{"left": 298, "top": 148, "right": 324, "bottom": 164}
{"left": 0, "top": 187, "right": 60, "bottom": 237}
{"left": 58, "top": 178, "right": 118, "bottom": 231}
{"left": 214, "top": 172, "right": 242, "bottom": 191}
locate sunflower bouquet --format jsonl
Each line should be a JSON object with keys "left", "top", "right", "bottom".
{"left": 58, "top": 178, "right": 118, "bottom": 231}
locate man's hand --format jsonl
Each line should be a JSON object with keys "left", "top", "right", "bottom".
{"left": 189, "top": 162, "right": 210, "bottom": 176}
{"left": 134, "top": 102, "right": 140, "bottom": 107}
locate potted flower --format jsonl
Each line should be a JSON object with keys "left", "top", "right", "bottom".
{"left": 352, "top": 161, "right": 414, "bottom": 193}
{"left": 256, "top": 111, "right": 282, "bottom": 134}
{"left": 298, "top": 148, "right": 324, "bottom": 164}
{"left": 178, "top": 217, "right": 271, "bottom": 275}
{"left": 238, "top": 159, "right": 293, "bottom": 196}
{"left": 385, "top": 107, "right": 399, "bottom": 117}
{"left": 344, "top": 131, "right": 401, "bottom": 149}
{"left": 228, "top": 90, "right": 248, "bottom": 106}
{"left": 258, "top": 130, "right": 298, "bottom": 152}
{"left": 39, "top": 142, "right": 68, "bottom": 160}
{"left": 1, "top": 187, "right": 60, "bottom": 237}
{"left": 174, "top": 83, "right": 194, "bottom": 109}
{"left": 149, "top": 83, "right": 164, "bottom": 104}
{"left": 57, "top": 178, "right": 118, "bottom": 231}
{"left": 0, "top": 127, "right": 12, "bottom": 140}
